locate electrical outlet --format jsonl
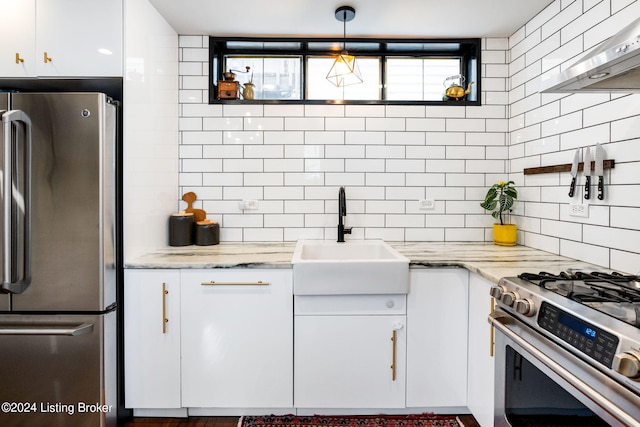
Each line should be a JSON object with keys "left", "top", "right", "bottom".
{"left": 569, "top": 203, "right": 589, "bottom": 218}
{"left": 419, "top": 199, "right": 435, "bottom": 210}
{"left": 240, "top": 200, "right": 259, "bottom": 210}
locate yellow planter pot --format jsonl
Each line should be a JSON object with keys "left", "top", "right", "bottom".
{"left": 493, "top": 224, "right": 517, "bottom": 246}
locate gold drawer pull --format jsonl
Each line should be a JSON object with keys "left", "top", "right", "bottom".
{"left": 390, "top": 329, "right": 397, "bottom": 381}
{"left": 43, "top": 52, "right": 52, "bottom": 63}
{"left": 162, "top": 283, "right": 169, "bottom": 334}
{"left": 200, "top": 280, "right": 270, "bottom": 286}
{"left": 15, "top": 53, "right": 24, "bottom": 64}
{"left": 489, "top": 298, "right": 495, "bottom": 357}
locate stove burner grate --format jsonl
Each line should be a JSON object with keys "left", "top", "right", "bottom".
{"left": 517, "top": 270, "right": 640, "bottom": 327}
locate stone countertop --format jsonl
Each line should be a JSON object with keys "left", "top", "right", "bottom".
{"left": 125, "top": 241, "right": 602, "bottom": 285}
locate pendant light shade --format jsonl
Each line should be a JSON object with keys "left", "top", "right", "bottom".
{"left": 326, "top": 6, "right": 363, "bottom": 87}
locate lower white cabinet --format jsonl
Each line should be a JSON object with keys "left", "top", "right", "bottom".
{"left": 294, "top": 295, "right": 407, "bottom": 408}
{"left": 406, "top": 268, "right": 469, "bottom": 408}
{"left": 180, "top": 269, "right": 293, "bottom": 408}
{"left": 467, "top": 273, "right": 496, "bottom": 427}
{"left": 124, "top": 269, "right": 181, "bottom": 408}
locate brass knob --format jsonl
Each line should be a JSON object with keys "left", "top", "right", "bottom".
{"left": 15, "top": 53, "right": 24, "bottom": 64}
{"left": 43, "top": 52, "right": 52, "bottom": 63}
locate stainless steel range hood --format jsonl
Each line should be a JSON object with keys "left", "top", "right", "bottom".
{"left": 540, "top": 16, "right": 640, "bottom": 93}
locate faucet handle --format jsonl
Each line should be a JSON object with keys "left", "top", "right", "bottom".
{"left": 344, "top": 227, "right": 352, "bottom": 235}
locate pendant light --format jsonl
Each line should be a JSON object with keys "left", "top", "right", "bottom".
{"left": 326, "top": 6, "right": 363, "bottom": 87}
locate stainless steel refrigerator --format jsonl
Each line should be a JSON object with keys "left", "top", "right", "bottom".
{"left": 0, "top": 92, "right": 116, "bottom": 427}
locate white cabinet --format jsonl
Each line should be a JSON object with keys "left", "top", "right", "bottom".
{"left": 406, "top": 268, "right": 469, "bottom": 408}
{"left": 294, "top": 295, "right": 407, "bottom": 408}
{"left": 0, "top": 0, "right": 36, "bottom": 77}
{"left": 180, "top": 269, "right": 293, "bottom": 408}
{"left": 467, "top": 273, "right": 496, "bottom": 427}
{"left": 0, "top": 0, "right": 122, "bottom": 77}
{"left": 124, "top": 269, "right": 181, "bottom": 409}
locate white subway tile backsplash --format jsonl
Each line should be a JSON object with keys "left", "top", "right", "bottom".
{"left": 325, "top": 117, "right": 366, "bottom": 131}
{"left": 612, "top": 250, "right": 640, "bottom": 277}
{"left": 386, "top": 131, "right": 426, "bottom": 145}
{"left": 173, "top": 10, "right": 640, "bottom": 265}
{"left": 203, "top": 117, "right": 243, "bottom": 131}
{"left": 566, "top": 2, "right": 612, "bottom": 45}
{"left": 223, "top": 131, "right": 264, "bottom": 145}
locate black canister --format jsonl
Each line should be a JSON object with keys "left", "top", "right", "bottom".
{"left": 169, "top": 213, "right": 194, "bottom": 246}
{"left": 195, "top": 221, "right": 220, "bottom": 246}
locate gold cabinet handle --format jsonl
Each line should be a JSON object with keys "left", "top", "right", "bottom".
{"left": 489, "top": 298, "right": 495, "bottom": 357}
{"left": 15, "top": 53, "right": 24, "bottom": 64}
{"left": 390, "top": 329, "right": 397, "bottom": 381}
{"left": 43, "top": 52, "right": 52, "bottom": 63}
{"left": 200, "top": 280, "right": 270, "bottom": 286}
{"left": 162, "top": 283, "right": 169, "bottom": 334}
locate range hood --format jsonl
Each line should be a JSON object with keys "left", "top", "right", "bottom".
{"left": 540, "top": 16, "right": 640, "bottom": 92}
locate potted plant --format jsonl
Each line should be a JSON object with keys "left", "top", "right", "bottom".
{"left": 480, "top": 180, "right": 518, "bottom": 246}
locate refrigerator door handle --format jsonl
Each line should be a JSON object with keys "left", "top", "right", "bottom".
{"left": 0, "top": 322, "right": 94, "bottom": 336}
{"left": 2, "top": 110, "right": 32, "bottom": 294}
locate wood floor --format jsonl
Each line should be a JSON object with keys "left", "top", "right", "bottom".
{"left": 122, "top": 415, "right": 480, "bottom": 427}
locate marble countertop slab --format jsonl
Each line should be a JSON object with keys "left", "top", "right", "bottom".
{"left": 126, "top": 241, "right": 606, "bottom": 285}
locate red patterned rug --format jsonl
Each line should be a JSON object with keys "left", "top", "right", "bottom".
{"left": 239, "top": 414, "right": 464, "bottom": 427}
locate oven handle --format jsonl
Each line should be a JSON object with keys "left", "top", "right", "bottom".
{"left": 489, "top": 311, "right": 640, "bottom": 427}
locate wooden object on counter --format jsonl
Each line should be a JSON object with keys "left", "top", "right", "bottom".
{"left": 217, "top": 80, "right": 239, "bottom": 99}
{"left": 524, "top": 159, "right": 615, "bottom": 175}
{"left": 182, "top": 192, "right": 206, "bottom": 222}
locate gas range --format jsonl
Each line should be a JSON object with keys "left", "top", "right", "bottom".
{"left": 492, "top": 270, "right": 640, "bottom": 394}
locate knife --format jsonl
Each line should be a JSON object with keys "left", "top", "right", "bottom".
{"left": 595, "top": 143, "right": 605, "bottom": 200}
{"left": 583, "top": 146, "right": 592, "bottom": 200}
{"left": 568, "top": 148, "right": 581, "bottom": 197}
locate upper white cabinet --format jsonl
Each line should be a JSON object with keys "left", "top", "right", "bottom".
{"left": 406, "top": 268, "right": 469, "bottom": 408}
{"left": 124, "top": 269, "right": 182, "bottom": 409}
{"left": 180, "top": 269, "right": 293, "bottom": 409}
{"left": 0, "top": 0, "right": 122, "bottom": 77}
{"left": 467, "top": 273, "right": 496, "bottom": 427}
{"left": 0, "top": 0, "right": 36, "bottom": 77}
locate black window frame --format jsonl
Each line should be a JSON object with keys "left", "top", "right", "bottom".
{"left": 208, "top": 36, "right": 481, "bottom": 105}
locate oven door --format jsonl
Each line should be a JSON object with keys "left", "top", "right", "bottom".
{"left": 490, "top": 310, "right": 640, "bottom": 427}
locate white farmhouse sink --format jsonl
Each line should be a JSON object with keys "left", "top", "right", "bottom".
{"left": 291, "top": 240, "right": 409, "bottom": 295}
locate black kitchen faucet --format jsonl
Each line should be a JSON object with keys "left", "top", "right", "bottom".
{"left": 337, "top": 186, "right": 352, "bottom": 242}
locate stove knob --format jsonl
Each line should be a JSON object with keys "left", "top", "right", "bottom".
{"left": 489, "top": 285, "right": 506, "bottom": 299}
{"left": 514, "top": 299, "right": 536, "bottom": 316}
{"left": 613, "top": 352, "right": 640, "bottom": 379}
{"left": 501, "top": 291, "right": 520, "bottom": 307}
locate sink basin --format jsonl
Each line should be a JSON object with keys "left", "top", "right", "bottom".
{"left": 291, "top": 240, "right": 409, "bottom": 295}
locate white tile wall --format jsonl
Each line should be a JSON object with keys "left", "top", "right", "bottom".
{"left": 509, "top": 0, "right": 640, "bottom": 273}
{"left": 124, "top": 0, "right": 179, "bottom": 260}
{"left": 177, "top": 35, "right": 510, "bottom": 244}
{"left": 174, "top": 1, "right": 640, "bottom": 273}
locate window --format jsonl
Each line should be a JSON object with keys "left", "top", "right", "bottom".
{"left": 209, "top": 37, "right": 480, "bottom": 105}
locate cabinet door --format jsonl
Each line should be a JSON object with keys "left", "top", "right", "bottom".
{"left": 36, "top": 0, "right": 122, "bottom": 76}
{"left": 124, "top": 269, "right": 181, "bottom": 408}
{"left": 295, "top": 315, "right": 406, "bottom": 408}
{"left": 180, "top": 269, "right": 293, "bottom": 408}
{"left": 467, "top": 273, "right": 496, "bottom": 427}
{"left": 0, "top": 0, "right": 36, "bottom": 77}
{"left": 406, "top": 269, "right": 469, "bottom": 407}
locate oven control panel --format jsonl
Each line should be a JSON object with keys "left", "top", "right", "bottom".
{"left": 538, "top": 302, "right": 619, "bottom": 368}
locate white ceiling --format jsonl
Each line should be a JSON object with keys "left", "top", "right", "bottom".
{"left": 148, "top": 0, "right": 556, "bottom": 38}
